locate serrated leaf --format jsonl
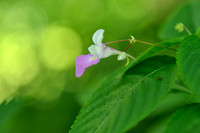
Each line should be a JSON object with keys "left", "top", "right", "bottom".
{"left": 159, "top": 1, "right": 200, "bottom": 40}
{"left": 129, "top": 90, "right": 193, "bottom": 133}
{"left": 165, "top": 104, "right": 200, "bottom": 133}
{"left": 70, "top": 56, "right": 177, "bottom": 133}
{"left": 177, "top": 34, "right": 200, "bottom": 96}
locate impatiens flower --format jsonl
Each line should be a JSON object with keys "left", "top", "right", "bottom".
{"left": 75, "top": 28, "right": 178, "bottom": 78}
{"left": 75, "top": 29, "right": 134, "bottom": 78}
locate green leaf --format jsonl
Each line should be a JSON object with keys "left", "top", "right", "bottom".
{"left": 165, "top": 104, "right": 200, "bottom": 133}
{"left": 159, "top": 1, "right": 200, "bottom": 40}
{"left": 70, "top": 56, "right": 177, "bottom": 133}
{"left": 129, "top": 90, "right": 193, "bottom": 133}
{"left": 177, "top": 34, "right": 200, "bottom": 96}
{"left": 0, "top": 93, "right": 80, "bottom": 133}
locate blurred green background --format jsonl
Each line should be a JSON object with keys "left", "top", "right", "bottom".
{"left": 0, "top": 0, "right": 193, "bottom": 132}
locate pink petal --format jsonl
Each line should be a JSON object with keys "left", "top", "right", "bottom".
{"left": 75, "top": 54, "right": 100, "bottom": 78}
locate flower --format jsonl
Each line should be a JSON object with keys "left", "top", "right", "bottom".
{"left": 75, "top": 29, "right": 123, "bottom": 78}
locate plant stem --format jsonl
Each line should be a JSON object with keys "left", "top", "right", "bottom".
{"left": 136, "top": 40, "right": 177, "bottom": 51}
{"left": 126, "top": 53, "right": 137, "bottom": 63}
{"left": 105, "top": 38, "right": 177, "bottom": 52}
{"left": 105, "top": 39, "right": 130, "bottom": 45}
{"left": 183, "top": 25, "right": 192, "bottom": 35}
{"left": 123, "top": 42, "right": 134, "bottom": 52}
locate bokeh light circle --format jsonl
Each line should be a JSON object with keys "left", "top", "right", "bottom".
{"left": 0, "top": 33, "right": 39, "bottom": 87}
{"left": 40, "top": 25, "right": 82, "bottom": 70}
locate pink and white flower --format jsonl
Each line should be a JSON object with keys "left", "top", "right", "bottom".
{"left": 75, "top": 29, "right": 129, "bottom": 78}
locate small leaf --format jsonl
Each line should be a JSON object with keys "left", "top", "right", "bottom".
{"left": 165, "top": 104, "right": 200, "bottom": 133}
{"left": 159, "top": 1, "right": 200, "bottom": 40}
{"left": 177, "top": 34, "right": 200, "bottom": 96}
{"left": 70, "top": 56, "right": 177, "bottom": 133}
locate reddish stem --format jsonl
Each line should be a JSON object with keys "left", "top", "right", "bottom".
{"left": 123, "top": 42, "right": 134, "bottom": 52}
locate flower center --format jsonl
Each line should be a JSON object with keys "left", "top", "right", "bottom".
{"left": 91, "top": 57, "right": 97, "bottom": 60}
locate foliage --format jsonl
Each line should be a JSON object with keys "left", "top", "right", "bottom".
{"left": 0, "top": 0, "right": 200, "bottom": 133}
{"left": 70, "top": 56, "right": 177, "bottom": 133}
{"left": 159, "top": 1, "right": 200, "bottom": 40}
{"left": 165, "top": 104, "right": 200, "bottom": 133}
{"left": 177, "top": 34, "right": 200, "bottom": 97}
{"left": 69, "top": 1, "right": 200, "bottom": 133}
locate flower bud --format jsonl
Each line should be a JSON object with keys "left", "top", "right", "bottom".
{"left": 175, "top": 23, "right": 184, "bottom": 32}
{"left": 129, "top": 35, "right": 136, "bottom": 43}
{"left": 117, "top": 52, "right": 127, "bottom": 61}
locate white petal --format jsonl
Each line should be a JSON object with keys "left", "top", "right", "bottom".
{"left": 92, "top": 29, "right": 104, "bottom": 45}
{"left": 88, "top": 44, "right": 104, "bottom": 57}
{"left": 100, "top": 46, "right": 121, "bottom": 59}
{"left": 88, "top": 45, "right": 97, "bottom": 56}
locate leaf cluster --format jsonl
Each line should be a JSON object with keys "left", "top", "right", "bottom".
{"left": 70, "top": 1, "right": 200, "bottom": 133}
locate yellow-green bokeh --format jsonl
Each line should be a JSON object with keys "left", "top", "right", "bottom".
{"left": 40, "top": 25, "right": 82, "bottom": 70}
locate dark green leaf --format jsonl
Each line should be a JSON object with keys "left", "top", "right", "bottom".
{"left": 128, "top": 90, "right": 193, "bottom": 133}
{"left": 165, "top": 104, "right": 200, "bottom": 133}
{"left": 159, "top": 1, "right": 200, "bottom": 40}
{"left": 177, "top": 34, "right": 200, "bottom": 96}
{"left": 70, "top": 56, "right": 177, "bottom": 133}
{"left": 0, "top": 93, "right": 80, "bottom": 133}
